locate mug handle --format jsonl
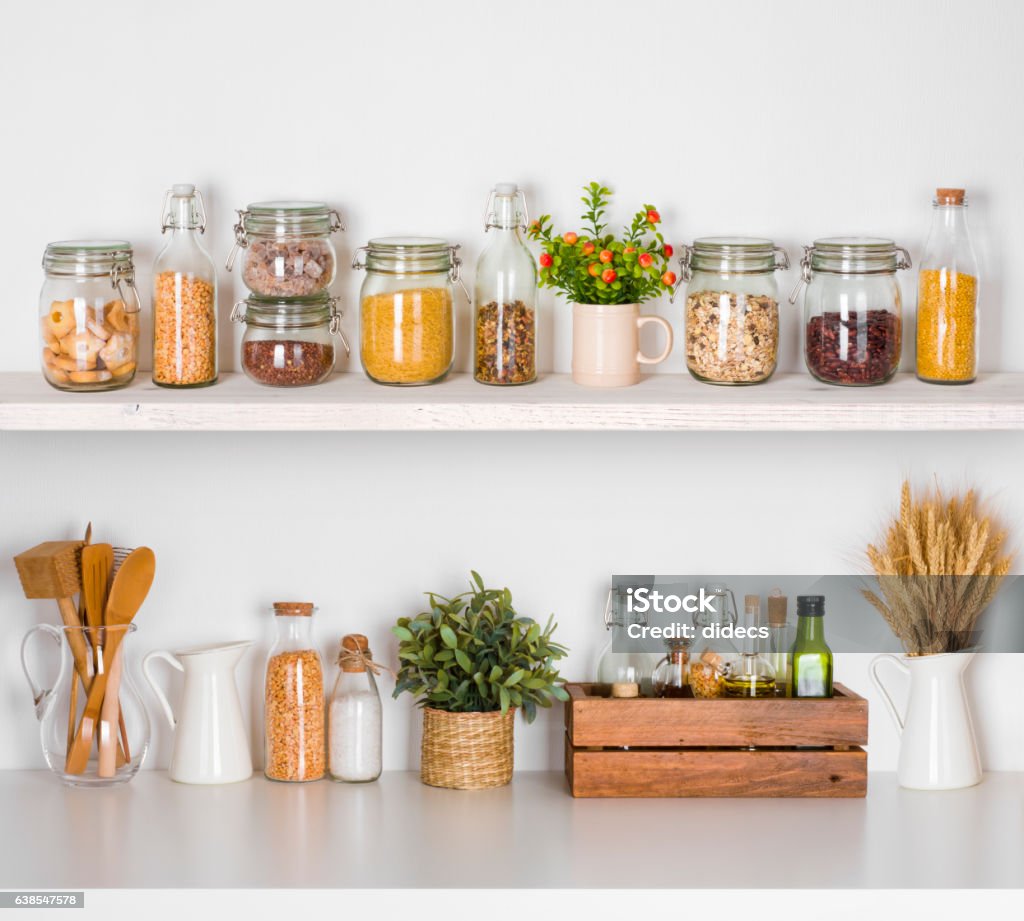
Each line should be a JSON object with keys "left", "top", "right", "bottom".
{"left": 869, "top": 653, "right": 909, "bottom": 736}
{"left": 20, "top": 624, "right": 64, "bottom": 720}
{"left": 635, "top": 315, "right": 674, "bottom": 365}
{"left": 143, "top": 650, "right": 184, "bottom": 729}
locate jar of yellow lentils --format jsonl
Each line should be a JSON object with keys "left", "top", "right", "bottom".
{"left": 353, "top": 237, "right": 463, "bottom": 385}
{"left": 916, "top": 188, "right": 979, "bottom": 384}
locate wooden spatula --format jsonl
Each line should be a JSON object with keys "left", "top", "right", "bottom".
{"left": 66, "top": 547, "right": 155, "bottom": 776}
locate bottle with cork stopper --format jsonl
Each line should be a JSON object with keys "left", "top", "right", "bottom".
{"left": 721, "top": 594, "right": 776, "bottom": 698}
{"left": 328, "top": 633, "right": 383, "bottom": 783}
{"left": 766, "top": 589, "right": 791, "bottom": 696}
{"left": 916, "top": 187, "right": 979, "bottom": 384}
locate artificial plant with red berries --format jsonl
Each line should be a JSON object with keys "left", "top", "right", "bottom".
{"left": 527, "top": 182, "right": 676, "bottom": 305}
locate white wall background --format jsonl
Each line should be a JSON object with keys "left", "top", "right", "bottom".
{"left": 2, "top": 0, "right": 1024, "bottom": 773}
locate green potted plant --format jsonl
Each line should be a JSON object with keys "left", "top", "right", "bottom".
{"left": 392, "top": 572, "right": 568, "bottom": 789}
{"left": 528, "top": 182, "right": 676, "bottom": 387}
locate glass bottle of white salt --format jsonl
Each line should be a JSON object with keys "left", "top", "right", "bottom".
{"left": 328, "top": 634, "right": 383, "bottom": 783}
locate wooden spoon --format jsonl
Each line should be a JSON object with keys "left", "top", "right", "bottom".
{"left": 66, "top": 547, "right": 155, "bottom": 776}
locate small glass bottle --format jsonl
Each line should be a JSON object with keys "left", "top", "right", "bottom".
{"left": 153, "top": 185, "right": 217, "bottom": 387}
{"left": 916, "top": 188, "right": 979, "bottom": 384}
{"left": 721, "top": 594, "right": 776, "bottom": 698}
{"left": 689, "top": 584, "right": 741, "bottom": 698}
{"left": 652, "top": 638, "right": 690, "bottom": 697}
{"left": 264, "top": 602, "right": 325, "bottom": 782}
{"left": 329, "top": 634, "right": 382, "bottom": 783}
{"left": 790, "top": 595, "right": 834, "bottom": 698}
{"left": 595, "top": 586, "right": 661, "bottom": 696}
{"left": 766, "top": 589, "right": 792, "bottom": 696}
{"left": 474, "top": 184, "right": 537, "bottom": 385}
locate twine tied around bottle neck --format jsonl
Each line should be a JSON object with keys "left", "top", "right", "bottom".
{"left": 337, "top": 637, "right": 396, "bottom": 678}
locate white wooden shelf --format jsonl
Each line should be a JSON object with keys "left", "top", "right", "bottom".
{"left": 1, "top": 371, "right": 1023, "bottom": 432}
{"left": 2, "top": 770, "right": 1024, "bottom": 888}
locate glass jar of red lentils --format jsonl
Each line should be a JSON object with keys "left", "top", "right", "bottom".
{"left": 791, "top": 237, "right": 911, "bottom": 386}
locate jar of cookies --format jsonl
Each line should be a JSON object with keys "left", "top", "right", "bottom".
{"left": 39, "top": 240, "right": 140, "bottom": 391}
{"left": 227, "top": 201, "right": 343, "bottom": 297}
{"left": 353, "top": 237, "right": 464, "bottom": 385}
{"left": 678, "top": 237, "right": 789, "bottom": 385}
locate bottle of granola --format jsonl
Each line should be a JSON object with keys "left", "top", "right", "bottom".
{"left": 264, "top": 602, "right": 325, "bottom": 782}
{"left": 152, "top": 184, "right": 217, "bottom": 387}
{"left": 473, "top": 184, "right": 537, "bottom": 385}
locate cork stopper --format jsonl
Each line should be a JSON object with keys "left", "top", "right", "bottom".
{"left": 610, "top": 682, "right": 640, "bottom": 698}
{"left": 340, "top": 633, "right": 371, "bottom": 672}
{"left": 700, "top": 650, "right": 723, "bottom": 670}
{"left": 273, "top": 601, "right": 314, "bottom": 617}
{"left": 936, "top": 188, "right": 966, "bottom": 205}
{"left": 744, "top": 594, "right": 760, "bottom": 614}
{"left": 767, "top": 590, "right": 788, "bottom": 627}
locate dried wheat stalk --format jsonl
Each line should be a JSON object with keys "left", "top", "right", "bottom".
{"left": 863, "top": 480, "right": 1013, "bottom": 654}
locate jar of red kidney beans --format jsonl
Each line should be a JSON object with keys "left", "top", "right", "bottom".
{"left": 790, "top": 237, "right": 911, "bottom": 386}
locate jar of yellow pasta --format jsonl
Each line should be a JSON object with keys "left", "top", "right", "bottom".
{"left": 353, "top": 237, "right": 462, "bottom": 385}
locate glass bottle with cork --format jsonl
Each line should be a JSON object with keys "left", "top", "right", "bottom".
{"left": 652, "top": 637, "right": 690, "bottom": 697}
{"left": 474, "top": 183, "right": 538, "bottom": 385}
{"left": 328, "top": 634, "right": 383, "bottom": 783}
{"left": 916, "top": 187, "right": 979, "bottom": 384}
{"left": 152, "top": 184, "right": 217, "bottom": 388}
{"left": 766, "top": 589, "right": 791, "bottom": 696}
{"left": 264, "top": 602, "right": 325, "bottom": 782}
{"left": 721, "top": 594, "right": 776, "bottom": 698}
{"left": 596, "top": 585, "right": 661, "bottom": 697}
{"left": 689, "top": 583, "right": 740, "bottom": 699}
{"left": 790, "top": 595, "right": 834, "bottom": 698}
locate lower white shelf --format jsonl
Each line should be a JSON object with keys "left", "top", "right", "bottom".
{"left": 2, "top": 770, "right": 1023, "bottom": 888}
{"left": 2, "top": 372, "right": 1024, "bottom": 432}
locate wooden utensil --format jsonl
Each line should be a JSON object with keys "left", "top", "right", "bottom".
{"left": 66, "top": 547, "right": 155, "bottom": 776}
{"left": 13, "top": 541, "right": 90, "bottom": 686}
{"left": 81, "top": 542, "right": 129, "bottom": 768}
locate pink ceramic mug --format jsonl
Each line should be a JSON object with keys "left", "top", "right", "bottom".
{"left": 571, "top": 302, "right": 674, "bottom": 387}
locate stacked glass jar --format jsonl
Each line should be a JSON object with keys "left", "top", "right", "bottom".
{"left": 227, "top": 201, "right": 346, "bottom": 387}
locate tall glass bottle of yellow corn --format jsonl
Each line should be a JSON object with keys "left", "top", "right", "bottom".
{"left": 916, "top": 188, "right": 979, "bottom": 384}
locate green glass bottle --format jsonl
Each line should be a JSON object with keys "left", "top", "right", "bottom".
{"left": 790, "top": 595, "right": 833, "bottom": 698}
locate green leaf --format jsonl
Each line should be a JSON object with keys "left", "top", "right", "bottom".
{"left": 454, "top": 648, "right": 472, "bottom": 673}
{"left": 392, "top": 626, "right": 414, "bottom": 642}
{"left": 439, "top": 625, "right": 458, "bottom": 649}
{"left": 503, "top": 669, "right": 525, "bottom": 687}
{"left": 499, "top": 686, "right": 511, "bottom": 714}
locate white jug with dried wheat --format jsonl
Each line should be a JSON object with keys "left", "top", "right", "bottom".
{"left": 870, "top": 652, "right": 982, "bottom": 790}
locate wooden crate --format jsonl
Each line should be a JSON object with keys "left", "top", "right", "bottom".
{"left": 564, "top": 682, "right": 868, "bottom": 798}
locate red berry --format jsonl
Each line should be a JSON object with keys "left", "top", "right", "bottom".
{"left": 563, "top": 232, "right": 578, "bottom": 245}
{"left": 647, "top": 209, "right": 661, "bottom": 224}
{"left": 582, "top": 242, "right": 595, "bottom": 256}
{"left": 638, "top": 253, "right": 654, "bottom": 268}
{"left": 539, "top": 253, "right": 553, "bottom": 268}
{"left": 601, "top": 268, "right": 617, "bottom": 284}
{"left": 588, "top": 262, "right": 602, "bottom": 277}
{"left": 624, "top": 246, "right": 636, "bottom": 254}
{"left": 664, "top": 244, "right": 674, "bottom": 258}
{"left": 661, "top": 271, "right": 677, "bottom": 287}
{"left": 599, "top": 249, "right": 613, "bottom": 264}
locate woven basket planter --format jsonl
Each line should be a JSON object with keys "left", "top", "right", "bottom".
{"left": 420, "top": 707, "right": 515, "bottom": 790}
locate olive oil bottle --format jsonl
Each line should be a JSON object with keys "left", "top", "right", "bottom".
{"left": 790, "top": 595, "right": 834, "bottom": 698}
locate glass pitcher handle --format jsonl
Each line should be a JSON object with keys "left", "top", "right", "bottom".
{"left": 142, "top": 650, "right": 184, "bottom": 729}
{"left": 20, "top": 624, "right": 64, "bottom": 720}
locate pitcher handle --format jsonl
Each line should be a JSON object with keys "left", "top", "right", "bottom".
{"left": 143, "top": 650, "right": 183, "bottom": 729}
{"left": 869, "top": 653, "right": 909, "bottom": 735}
{"left": 20, "top": 624, "right": 64, "bottom": 720}
{"left": 636, "top": 315, "right": 674, "bottom": 365}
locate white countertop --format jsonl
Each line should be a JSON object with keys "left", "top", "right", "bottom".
{"left": 2, "top": 770, "right": 1023, "bottom": 889}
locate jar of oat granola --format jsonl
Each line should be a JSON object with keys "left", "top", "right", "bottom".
{"left": 678, "top": 237, "right": 788, "bottom": 385}
{"left": 264, "top": 602, "right": 325, "bottom": 783}
{"left": 227, "top": 201, "right": 343, "bottom": 297}
{"left": 353, "top": 237, "right": 463, "bottom": 385}
{"left": 39, "top": 240, "right": 141, "bottom": 391}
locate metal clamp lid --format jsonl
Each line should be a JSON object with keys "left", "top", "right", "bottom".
{"left": 483, "top": 185, "right": 530, "bottom": 233}
{"left": 230, "top": 294, "right": 349, "bottom": 355}
{"left": 160, "top": 187, "right": 207, "bottom": 234}
{"left": 110, "top": 263, "right": 140, "bottom": 313}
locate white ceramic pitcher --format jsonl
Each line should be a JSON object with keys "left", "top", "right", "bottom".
{"left": 143, "top": 641, "right": 253, "bottom": 785}
{"left": 870, "top": 651, "right": 982, "bottom": 790}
